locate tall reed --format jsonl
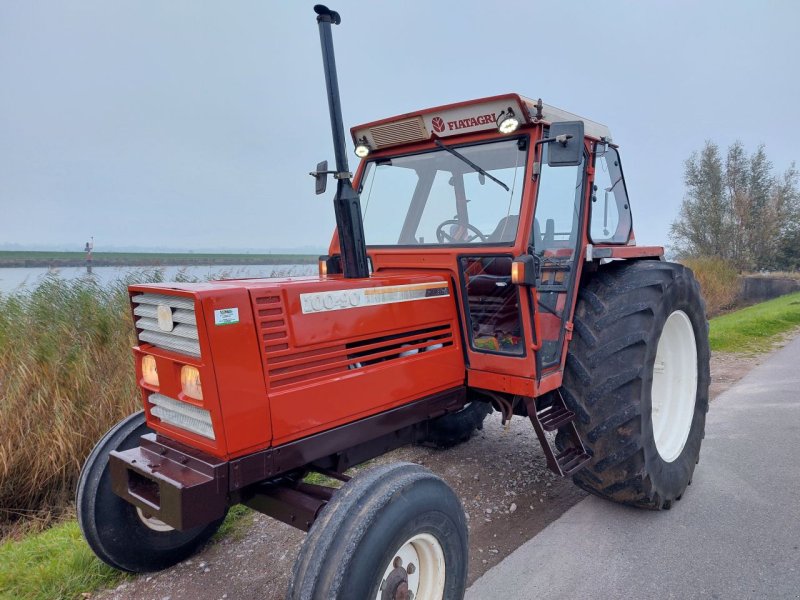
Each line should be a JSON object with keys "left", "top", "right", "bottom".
{"left": 682, "top": 256, "right": 740, "bottom": 316}
{"left": 0, "top": 267, "right": 307, "bottom": 537}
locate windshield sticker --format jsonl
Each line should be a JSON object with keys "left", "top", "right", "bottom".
{"left": 300, "top": 282, "right": 449, "bottom": 314}
{"left": 214, "top": 307, "right": 240, "bottom": 326}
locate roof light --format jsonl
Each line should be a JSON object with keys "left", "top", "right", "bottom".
{"left": 497, "top": 107, "right": 520, "bottom": 134}
{"left": 354, "top": 136, "right": 371, "bottom": 158}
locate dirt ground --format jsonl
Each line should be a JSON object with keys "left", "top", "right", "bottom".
{"left": 95, "top": 350, "right": 766, "bottom": 600}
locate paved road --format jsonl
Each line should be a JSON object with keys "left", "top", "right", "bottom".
{"left": 467, "top": 335, "right": 800, "bottom": 600}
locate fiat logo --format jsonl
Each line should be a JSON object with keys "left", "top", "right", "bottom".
{"left": 431, "top": 116, "right": 445, "bottom": 133}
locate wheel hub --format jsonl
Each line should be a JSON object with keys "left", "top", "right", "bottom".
{"left": 377, "top": 533, "right": 445, "bottom": 600}
{"left": 382, "top": 564, "right": 411, "bottom": 600}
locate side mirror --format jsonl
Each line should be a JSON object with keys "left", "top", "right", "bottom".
{"left": 546, "top": 121, "right": 584, "bottom": 167}
{"left": 511, "top": 254, "right": 540, "bottom": 286}
{"left": 310, "top": 160, "right": 329, "bottom": 195}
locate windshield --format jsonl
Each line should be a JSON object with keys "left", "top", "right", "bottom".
{"left": 358, "top": 138, "right": 527, "bottom": 246}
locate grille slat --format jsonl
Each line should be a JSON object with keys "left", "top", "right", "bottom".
{"left": 133, "top": 293, "right": 200, "bottom": 357}
{"left": 139, "top": 331, "right": 201, "bottom": 357}
{"left": 135, "top": 318, "right": 199, "bottom": 340}
{"left": 133, "top": 304, "right": 195, "bottom": 325}
{"left": 132, "top": 293, "right": 194, "bottom": 310}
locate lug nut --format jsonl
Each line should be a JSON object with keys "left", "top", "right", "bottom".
{"left": 406, "top": 562, "right": 416, "bottom": 575}
{"left": 393, "top": 556, "right": 403, "bottom": 568}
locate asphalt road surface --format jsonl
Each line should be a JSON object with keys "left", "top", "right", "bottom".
{"left": 467, "top": 334, "right": 800, "bottom": 600}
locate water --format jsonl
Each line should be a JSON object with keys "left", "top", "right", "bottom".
{"left": 0, "top": 264, "right": 317, "bottom": 294}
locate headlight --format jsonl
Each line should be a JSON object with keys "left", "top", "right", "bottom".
{"left": 181, "top": 365, "right": 203, "bottom": 400}
{"left": 141, "top": 355, "right": 159, "bottom": 386}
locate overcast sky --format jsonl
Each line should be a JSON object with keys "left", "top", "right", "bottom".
{"left": 1, "top": 1, "right": 799, "bottom": 253}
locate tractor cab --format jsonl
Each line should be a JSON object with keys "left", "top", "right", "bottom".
{"left": 323, "top": 94, "right": 651, "bottom": 399}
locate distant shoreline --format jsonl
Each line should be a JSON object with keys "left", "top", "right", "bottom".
{"left": 0, "top": 251, "right": 319, "bottom": 268}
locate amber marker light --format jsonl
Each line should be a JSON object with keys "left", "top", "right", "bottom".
{"left": 180, "top": 365, "right": 203, "bottom": 400}
{"left": 141, "top": 355, "right": 159, "bottom": 386}
{"left": 511, "top": 261, "right": 524, "bottom": 285}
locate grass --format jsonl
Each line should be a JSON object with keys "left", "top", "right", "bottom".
{"left": 0, "top": 506, "right": 252, "bottom": 600}
{"left": 709, "top": 291, "right": 800, "bottom": 353}
{"left": 0, "top": 250, "right": 317, "bottom": 268}
{"left": 0, "top": 520, "right": 124, "bottom": 600}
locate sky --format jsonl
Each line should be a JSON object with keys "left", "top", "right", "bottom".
{"left": 1, "top": 1, "right": 799, "bottom": 253}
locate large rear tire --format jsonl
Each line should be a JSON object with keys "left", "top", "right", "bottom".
{"left": 76, "top": 411, "right": 226, "bottom": 572}
{"left": 560, "top": 260, "right": 710, "bottom": 509}
{"left": 421, "top": 398, "right": 492, "bottom": 448}
{"left": 288, "top": 462, "right": 468, "bottom": 600}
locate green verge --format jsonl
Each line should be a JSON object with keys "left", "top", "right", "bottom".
{"left": 0, "top": 506, "right": 252, "bottom": 600}
{"left": 0, "top": 521, "right": 122, "bottom": 600}
{"left": 709, "top": 291, "right": 800, "bottom": 353}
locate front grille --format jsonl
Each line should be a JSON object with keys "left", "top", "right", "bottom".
{"left": 148, "top": 393, "right": 215, "bottom": 439}
{"left": 132, "top": 293, "right": 200, "bottom": 357}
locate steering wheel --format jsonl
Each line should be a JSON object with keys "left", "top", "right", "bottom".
{"left": 435, "top": 220, "right": 488, "bottom": 243}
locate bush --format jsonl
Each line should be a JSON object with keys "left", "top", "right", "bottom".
{"left": 681, "top": 256, "right": 740, "bottom": 316}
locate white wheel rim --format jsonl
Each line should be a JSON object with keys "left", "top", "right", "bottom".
{"left": 651, "top": 310, "right": 698, "bottom": 463}
{"left": 136, "top": 507, "right": 174, "bottom": 532}
{"left": 376, "top": 533, "right": 446, "bottom": 600}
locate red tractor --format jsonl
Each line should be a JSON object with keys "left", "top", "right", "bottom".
{"left": 77, "top": 6, "right": 709, "bottom": 599}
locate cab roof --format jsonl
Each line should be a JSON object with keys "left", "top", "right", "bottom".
{"left": 351, "top": 93, "right": 612, "bottom": 152}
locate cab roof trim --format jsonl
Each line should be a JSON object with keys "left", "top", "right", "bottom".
{"left": 350, "top": 93, "right": 612, "bottom": 151}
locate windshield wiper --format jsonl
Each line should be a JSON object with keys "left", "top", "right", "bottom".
{"left": 434, "top": 139, "right": 509, "bottom": 191}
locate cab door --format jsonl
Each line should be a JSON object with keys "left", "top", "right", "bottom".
{"left": 530, "top": 142, "right": 588, "bottom": 374}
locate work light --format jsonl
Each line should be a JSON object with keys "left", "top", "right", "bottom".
{"left": 497, "top": 107, "right": 520, "bottom": 134}
{"left": 354, "top": 137, "right": 371, "bottom": 157}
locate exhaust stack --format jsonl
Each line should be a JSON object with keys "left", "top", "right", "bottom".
{"left": 314, "top": 5, "right": 370, "bottom": 279}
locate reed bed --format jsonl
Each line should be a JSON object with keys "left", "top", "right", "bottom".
{"left": 681, "top": 256, "right": 740, "bottom": 316}
{"left": 0, "top": 267, "right": 304, "bottom": 538}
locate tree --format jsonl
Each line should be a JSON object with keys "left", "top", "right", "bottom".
{"left": 671, "top": 141, "right": 730, "bottom": 259}
{"left": 671, "top": 141, "right": 800, "bottom": 271}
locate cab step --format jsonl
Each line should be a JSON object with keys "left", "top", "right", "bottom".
{"left": 555, "top": 447, "right": 591, "bottom": 475}
{"left": 536, "top": 404, "right": 576, "bottom": 431}
{"left": 525, "top": 390, "right": 591, "bottom": 477}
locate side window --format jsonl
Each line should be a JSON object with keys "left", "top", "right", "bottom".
{"left": 590, "top": 145, "right": 632, "bottom": 244}
{"left": 532, "top": 145, "right": 585, "bottom": 259}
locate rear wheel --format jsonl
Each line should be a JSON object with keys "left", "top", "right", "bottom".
{"left": 288, "top": 462, "right": 468, "bottom": 600}
{"left": 421, "top": 396, "right": 492, "bottom": 448}
{"left": 559, "top": 261, "right": 710, "bottom": 509}
{"left": 76, "top": 411, "right": 226, "bottom": 572}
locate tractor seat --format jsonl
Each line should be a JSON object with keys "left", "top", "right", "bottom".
{"left": 487, "top": 215, "right": 519, "bottom": 243}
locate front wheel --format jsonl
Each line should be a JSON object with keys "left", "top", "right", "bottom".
{"left": 560, "top": 261, "right": 710, "bottom": 509}
{"left": 288, "top": 462, "right": 468, "bottom": 600}
{"left": 76, "top": 411, "right": 226, "bottom": 572}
